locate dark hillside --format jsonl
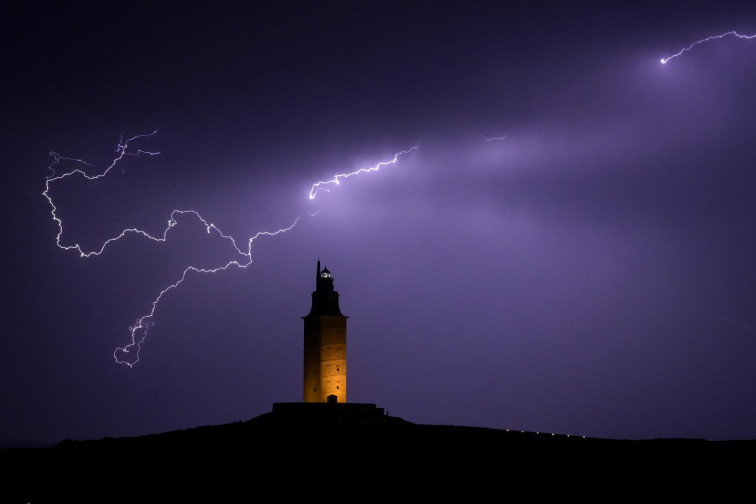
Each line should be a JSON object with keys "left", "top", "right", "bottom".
{"left": 4, "top": 405, "right": 754, "bottom": 502}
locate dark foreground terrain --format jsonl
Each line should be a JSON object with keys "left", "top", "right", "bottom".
{"left": 4, "top": 403, "right": 754, "bottom": 502}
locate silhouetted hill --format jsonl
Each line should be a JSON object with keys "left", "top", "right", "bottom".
{"left": 3, "top": 404, "right": 754, "bottom": 503}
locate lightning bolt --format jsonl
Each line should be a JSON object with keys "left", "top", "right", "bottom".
{"left": 660, "top": 30, "right": 756, "bottom": 64}
{"left": 308, "top": 143, "right": 419, "bottom": 200}
{"left": 113, "top": 213, "right": 300, "bottom": 367}
{"left": 479, "top": 134, "right": 506, "bottom": 142}
{"left": 45, "top": 131, "right": 418, "bottom": 367}
{"left": 44, "top": 131, "right": 161, "bottom": 257}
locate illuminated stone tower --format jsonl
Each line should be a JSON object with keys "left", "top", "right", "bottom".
{"left": 303, "top": 261, "right": 348, "bottom": 403}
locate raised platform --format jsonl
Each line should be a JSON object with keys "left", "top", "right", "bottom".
{"left": 270, "top": 401, "right": 391, "bottom": 423}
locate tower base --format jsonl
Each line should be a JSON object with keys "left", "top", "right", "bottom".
{"left": 271, "top": 402, "right": 388, "bottom": 423}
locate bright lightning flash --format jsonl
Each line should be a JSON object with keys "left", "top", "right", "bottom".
{"left": 660, "top": 30, "right": 756, "bottom": 64}
{"left": 45, "top": 132, "right": 418, "bottom": 367}
{"left": 308, "top": 144, "right": 419, "bottom": 200}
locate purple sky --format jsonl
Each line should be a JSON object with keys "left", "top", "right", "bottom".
{"left": 3, "top": 1, "right": 756, "bottom": 446}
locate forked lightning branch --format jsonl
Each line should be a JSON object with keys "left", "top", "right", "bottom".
{"left": 43, "top": 132, "right": 418, "bottom": 367}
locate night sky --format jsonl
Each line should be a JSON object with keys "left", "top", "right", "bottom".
{"left": 4, "top": 1, "right": 756, "bottom": 447}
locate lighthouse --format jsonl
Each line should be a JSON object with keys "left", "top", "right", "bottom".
{"left": 302, "top": 261, "right": 348, "bottom": 403}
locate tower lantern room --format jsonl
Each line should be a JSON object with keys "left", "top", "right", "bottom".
{"left": 302, "top": 261, "right": 348, "bottom": 403}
